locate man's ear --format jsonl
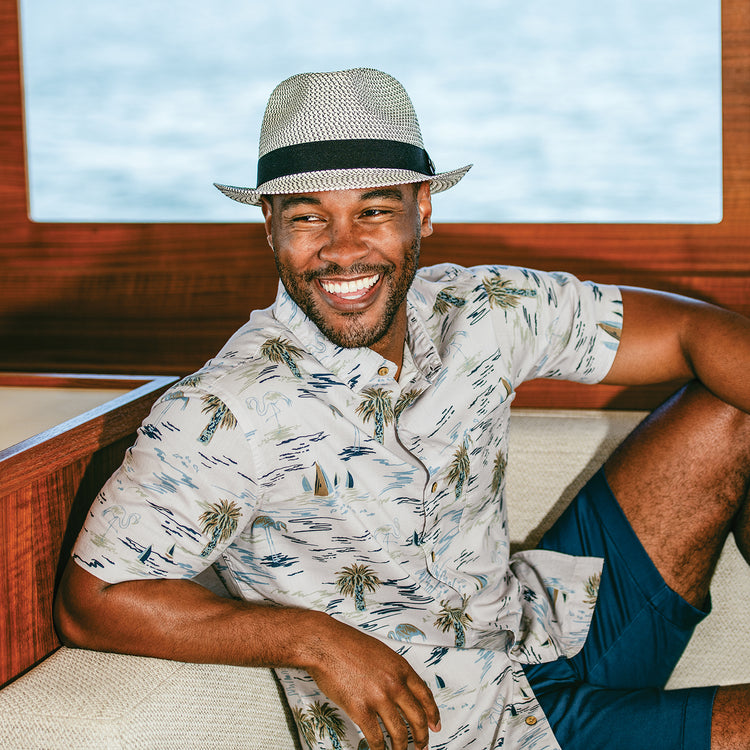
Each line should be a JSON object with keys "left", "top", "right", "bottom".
{"left": 260, "top": 196, "right": 274, "bottom": 249}
{"left": 417, "top": 182, "right": 433, "bottom": 238}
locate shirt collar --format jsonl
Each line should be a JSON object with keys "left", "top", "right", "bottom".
{"left": 271, "top": 281, "right": 443, "bottom": 392}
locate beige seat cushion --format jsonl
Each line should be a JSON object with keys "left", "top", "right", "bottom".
{"left": 0, "top": 647, "right": 300, "bottom": 750}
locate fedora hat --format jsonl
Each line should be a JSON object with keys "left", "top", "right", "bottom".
{"left": 214, "top": 67, "right": 471, "bottom": 206}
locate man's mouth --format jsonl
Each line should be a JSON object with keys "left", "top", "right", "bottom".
{"left": 319, "top": 273, "right": 380, "bottom": 300}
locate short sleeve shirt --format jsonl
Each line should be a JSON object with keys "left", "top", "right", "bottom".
{"left": 73, "top": 264, "right": 623, "bottom": 750}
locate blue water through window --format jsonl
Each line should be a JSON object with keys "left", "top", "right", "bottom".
{"left": 20, "top": 0, "right": 721, "bottom": 223}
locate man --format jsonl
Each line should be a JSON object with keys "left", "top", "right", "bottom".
{"left": 55, "top": 68, "right": 750, "bottom": 750}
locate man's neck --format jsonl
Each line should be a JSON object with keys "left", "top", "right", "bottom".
{"left": 368, "top": 307, "right": 408, "bottom": 379}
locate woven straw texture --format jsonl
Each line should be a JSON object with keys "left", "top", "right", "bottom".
{"left": 260, "top": 69, "right": 425, "bottom": 156}
{"left": 214, "top": 68, "right": 471, "bottom": 205}
{"left": 1, "top": 410, "right": 747, "bottom": 747}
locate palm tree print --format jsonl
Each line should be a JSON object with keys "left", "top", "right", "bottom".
{"left": 308, "top": 701, "right": 347, "bottom": 750}
{"left": 176, "top": 374, "right": 203, "bottom": 389}
{"left": 260, "top": 336, "right": 305, "bottom": 378}
{"left": 583, "top": 572, "right": 601, "bottom": 608}
{"left": 355, "top": 387, "right": 394, "bottom": 444}
{"left": 434, "top": 598, "right": 473, "bottom": 648}
{"left": 336, "top": 563, "right": 382, "bottom": 611}
{"left": 447, "top": 437, "right": 471, "bottom": 500}
{"left": 164, "top": 374, "right": 204, "bottom": 409}
{"left": 292, "top": 706, "right": 317, "bottom": 750}
{"left": 198, "top": 395, "right": 238, "bottom": 444}
{"left": 394, "top": 388, "right": 423, "bottom": 420}
{"left": 477, "top": 275, "right": 536, "bottom": 310}
{"left": 433, "top": 286, "right": 467, "bottom": 316}
{"left": 199, "top": 499, "right": 241, "bottom": 557}
{"left": 491, "top": 449, "right": 507, "bottom": 495}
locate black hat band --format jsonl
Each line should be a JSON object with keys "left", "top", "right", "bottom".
{"left": 257, "top": 138, "right": 435, "bottom": 186}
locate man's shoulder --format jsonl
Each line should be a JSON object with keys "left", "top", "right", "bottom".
{"left": 415, "top": 263, "right": 547, "bottom": 287}
{"left": 412, "top": 263, "right": 553, "bottom": 311}
{"left": 163, "top": 308, "right": 311, "bottom": 410}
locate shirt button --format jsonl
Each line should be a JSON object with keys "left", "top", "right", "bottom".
{"left": 525, "top": 716, "right": 538, "bottom": 726}
{"left": 378, "top": 366, "right": 389, "bottom": 376}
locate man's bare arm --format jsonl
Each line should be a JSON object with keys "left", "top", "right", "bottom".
{"left": 55, "top": 560, "right": 440, "bottom": 750}
{"left": 603, "top": 287, "right": 750, "bottom": 412}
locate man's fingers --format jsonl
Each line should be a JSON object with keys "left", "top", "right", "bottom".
{"left": 355, "top": 709, "right": 389, "bottom": 750}
{"left": 350, "top": 673, "right": 439, "bottom": 750}
{"left": 378, "top": 703, "right": 411, "bottom": 750}
{"left": 303, "top": 616, "right": 441, "bottom": 747}
{"left": 380, "top": 672, "right": 440, "bottom": 750}
{"left": 407, "top": 672, "right": 441, "bottom": 732}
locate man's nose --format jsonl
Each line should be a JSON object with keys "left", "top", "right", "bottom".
{"left": 318, "top": 222, "right": 368, "bottom": 266}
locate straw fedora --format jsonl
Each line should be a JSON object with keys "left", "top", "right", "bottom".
{"left": 214, "top": 68, "right": 471, "bottom": 206}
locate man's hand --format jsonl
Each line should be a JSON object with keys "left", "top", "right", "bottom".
{"left": 55, "top": 562, "right": 440, "bottom": 750}
{"left": 301, "top": 611, "right": 441, "bottom": 750}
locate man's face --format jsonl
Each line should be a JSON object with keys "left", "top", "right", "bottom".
{"left": 262, "top": 183, "right": 433, "bottom": 361}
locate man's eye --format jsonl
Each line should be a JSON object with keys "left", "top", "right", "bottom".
{"left": 290, "top": 214, "right": 321, "bottom": 223}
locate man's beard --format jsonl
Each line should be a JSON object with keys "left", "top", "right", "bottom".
{"left": 274, "top": 239, "right": 420, "bottom": 350}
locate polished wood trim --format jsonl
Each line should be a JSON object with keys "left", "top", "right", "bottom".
{"left": 513, "top": 378, "right": 690, "bottom": 411}
{"left": 0, "top": 371, "right": 169, "bottom": 389}
{"left": 0, "top": 375, "right": 175, "bottom": 686}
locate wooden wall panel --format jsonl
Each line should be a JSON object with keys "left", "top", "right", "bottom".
{"left": 0, "top": 0, "right": 748, "bottom": 409}
{"left": 0, "top": 374, "right": 175, "bottom": 686}
{"left": 1, "top": 438, "right": 133, "bottom": 686}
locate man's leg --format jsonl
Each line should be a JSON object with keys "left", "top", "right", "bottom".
{"left": 603, "top": 381, "right": 750, "bottom": 748}
{"left": 604, "top": 381, "right": 750, "bottom": 607}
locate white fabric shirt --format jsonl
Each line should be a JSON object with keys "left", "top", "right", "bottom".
{"left": 74, "top": 263, "right": 623, "bottom": 750}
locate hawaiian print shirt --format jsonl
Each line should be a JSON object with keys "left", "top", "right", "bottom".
{"left": 74, "top": 263, "right": 623, "bottom": 750}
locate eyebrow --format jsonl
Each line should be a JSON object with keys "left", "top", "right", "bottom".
{"left": 276, "top": 187, "right": 405, "bottom": 212}
{"left": 278, "top": 195, "right": 322, "bottom": 211}
{"left": 360, "top": 187, "right": 405, "bottom": 201}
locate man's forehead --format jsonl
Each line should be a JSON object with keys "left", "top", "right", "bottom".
{"left": 271, "top": 186, "right": 413, "bottom": 211}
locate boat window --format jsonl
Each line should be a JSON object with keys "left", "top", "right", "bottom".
{"left": 20, "top": 0, "right": 721, "bottom": 223}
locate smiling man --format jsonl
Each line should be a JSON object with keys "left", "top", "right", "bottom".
{"left": 266, "top": 184, "right": 430, "bottom": 369}
{"left": 56, "top": 68, "right": 750, "bottom": 750}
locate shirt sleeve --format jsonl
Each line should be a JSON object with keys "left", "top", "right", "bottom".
{"left": 72, "top": 384, "right": 259, "bottom": 584}
{"left": 490, "top": 268, "right": 623, "bottom": 386}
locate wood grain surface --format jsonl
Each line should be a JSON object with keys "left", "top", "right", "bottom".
{"left": 0, "top": 374, "right": 175, "bottom": 686}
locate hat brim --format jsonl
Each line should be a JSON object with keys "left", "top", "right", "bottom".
{"left": 214, "top": 164, "right": 472, "bottom": 207}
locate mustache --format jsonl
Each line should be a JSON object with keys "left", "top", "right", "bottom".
{"left": 301, "top": 262, "right": 394, "bottom": 282}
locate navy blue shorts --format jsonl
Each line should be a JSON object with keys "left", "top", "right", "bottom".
{"left": 523, "top": 468, "right": 717, "bottom": 750}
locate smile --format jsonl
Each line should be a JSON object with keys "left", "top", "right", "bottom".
{"left": 319, "top": 274, "right": 380, "bottom": 299}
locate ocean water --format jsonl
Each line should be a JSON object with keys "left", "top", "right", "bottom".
{"left": 20, "top": 0, "right": 722, "bottom": 223}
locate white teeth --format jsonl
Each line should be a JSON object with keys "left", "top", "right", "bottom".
{"left": 320, "top": 274, "right": 379, "bottom": 295}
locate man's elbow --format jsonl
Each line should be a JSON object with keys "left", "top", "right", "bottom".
{"left": 53, "top": 560, "right": 112, "bottom": 651}
{"left": 53, "top": 590, "right": 87, "bottom": 649}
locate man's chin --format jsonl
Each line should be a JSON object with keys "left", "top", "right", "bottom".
{"left": 313, "top": 319, "right": 391, "bottom": 350}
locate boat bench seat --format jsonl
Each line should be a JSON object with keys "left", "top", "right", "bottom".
{"left": 2, "top": 409, "right": 748, "bottom": 749}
